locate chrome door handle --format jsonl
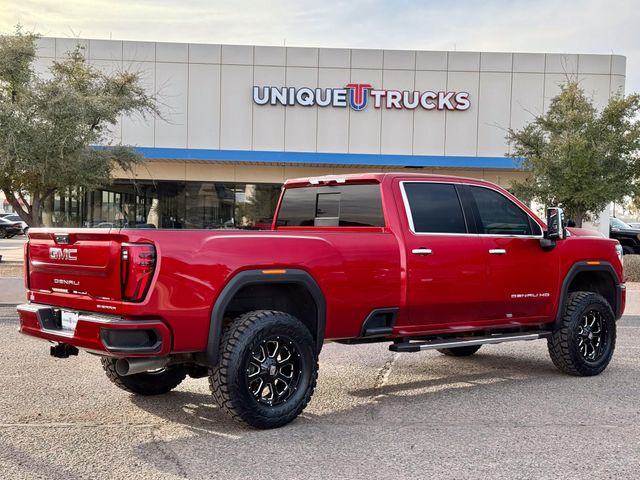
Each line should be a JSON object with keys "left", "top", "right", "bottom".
{"left": 412, "top": 248, "right": 432, "bottom": 255}
{"left": 489, "top": 248, "right": 506, "bottom": 255}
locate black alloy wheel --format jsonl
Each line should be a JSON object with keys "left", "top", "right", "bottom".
{"left": 245, "top": 335, "right": 302, "bottom": 406}
{"left": 576, "top": 309, "right": 607, "bottom": 362}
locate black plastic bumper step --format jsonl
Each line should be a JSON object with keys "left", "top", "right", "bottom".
{"left": 389, "top": 331, "right": 552, "bottom": 353}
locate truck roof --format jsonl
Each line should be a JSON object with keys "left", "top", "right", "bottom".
{"left": 284, "top": 172, "right": 501, "bottom": 188}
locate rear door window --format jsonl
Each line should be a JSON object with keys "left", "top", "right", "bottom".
{"left": 276, "top": 184, "right": 384, "bottom": 227}
{"left": 402, "top": 182, "right": 467, "bottom": 234}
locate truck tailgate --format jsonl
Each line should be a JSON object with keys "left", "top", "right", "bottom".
{"left": 27, "top": 230, "right": 122, "bottom": 300}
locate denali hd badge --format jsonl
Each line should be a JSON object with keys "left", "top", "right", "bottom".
{"left": 253, "top": 84, "right": 470, "bottom": 111}
{"left": 49, "top": 247, "right": 78, "bottom": 261}
{"left": 54, "top": 278, "right": 80, "bottom": 286}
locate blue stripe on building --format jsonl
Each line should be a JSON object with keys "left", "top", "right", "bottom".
{"left": 133, "top": 147, "right": 521, "bottom": 170}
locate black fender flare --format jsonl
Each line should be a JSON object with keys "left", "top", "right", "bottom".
{"left": 204, "top": 269, "right": 326, "bottom": 366}
{"left": 554, "top": 261, "right": 623, "bottom": 329}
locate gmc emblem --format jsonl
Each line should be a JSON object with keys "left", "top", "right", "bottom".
{"left": 49, "top": 247, "right": 78, "bottom": 261}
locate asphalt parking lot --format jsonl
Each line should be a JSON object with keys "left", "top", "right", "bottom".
{"left": 1, "top": 305, "right": 640, "bottom": 479}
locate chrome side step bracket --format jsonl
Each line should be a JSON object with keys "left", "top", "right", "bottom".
{"left": 389, "top": 331, "right": 551, "bottom": 353}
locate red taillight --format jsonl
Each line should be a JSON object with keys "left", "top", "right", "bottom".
{"left": 121, "top": 243, "right": 156, "bottom": 302}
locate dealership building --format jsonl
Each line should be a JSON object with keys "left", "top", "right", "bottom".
{"left": 31, "top": 37, "right": 626, "bottom": 228}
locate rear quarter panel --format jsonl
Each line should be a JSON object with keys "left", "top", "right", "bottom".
{"left": 119, "top": 229, "right": 402, "bottom": 352}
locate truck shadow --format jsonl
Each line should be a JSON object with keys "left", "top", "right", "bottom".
{"left": 129, "top": 347, "right": 622, "bottom": 475}
{"left": 130, "top": 349, "right": 557, "bottom": 438}
{"left": 130, "top": 390, "right": 239, "bottom": 433}
{"left": 349, "top": 351, "right": 557, "bottom": 398}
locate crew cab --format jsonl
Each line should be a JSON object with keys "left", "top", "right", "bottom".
{"left": 17, "top": 173, "right": 625, "bottom": 428}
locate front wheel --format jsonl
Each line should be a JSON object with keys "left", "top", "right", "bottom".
{"left": 0, "top": 228, "right": 6, "bottom": 239}
{"left": 101, "top": 358, "right": 187, "bottom": 395}
{"left": 209, "top": 310, "right": 318, "bottom": 429}
{"left": 547, "top": 292, "right": 616, "bottom": 376}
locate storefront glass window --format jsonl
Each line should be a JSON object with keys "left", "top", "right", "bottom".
{"left": 42, "top": 180, "right": 281, "bottom": 230}
{"left": 234, "top": 183, "right": 282, "bottom": 229}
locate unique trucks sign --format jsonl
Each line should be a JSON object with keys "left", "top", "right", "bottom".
{"left": 253, "top": 83, "right": 470, "bottom": 111}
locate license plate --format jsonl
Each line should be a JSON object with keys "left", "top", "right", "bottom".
{"left": 60, "top": 310, "right": 79, "bottom": 332}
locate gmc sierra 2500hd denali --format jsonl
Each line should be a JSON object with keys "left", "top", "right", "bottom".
{"left": 17, "top": 173, "right": 625, "bottom": 428}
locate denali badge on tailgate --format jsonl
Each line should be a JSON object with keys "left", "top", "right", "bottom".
{"left": 49, "top": 247, "right": 78, "bottom": 261}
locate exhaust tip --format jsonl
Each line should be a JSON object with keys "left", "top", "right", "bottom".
{"left": 115, "top": 358, "right": 131, "bottom": 376}
{"left": 114, "top": 357, "right": 170, "bottom": 376}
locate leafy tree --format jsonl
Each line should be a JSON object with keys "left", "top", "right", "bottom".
{"left": 0, "top": 27, "right": 157, "bottom": 226}
{"left": 508, "top": 81, "right": 640, "bottom": 227}
{"left": 236, "top": 186, "right": 281, "bottom": 227}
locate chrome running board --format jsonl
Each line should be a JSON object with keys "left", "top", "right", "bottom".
{"left": 389, "top": 331, "right": 551, "bottom": 353}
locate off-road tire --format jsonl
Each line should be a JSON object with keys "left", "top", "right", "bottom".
{"left": 209, "top": 310, "right": 318, "bottom": 429}
{"left": 437, "top": 345, "right": 482, "bottom": 356}
{"left": 101, "top": 358, "right": 187, "bottom": 395}
{"left": 547, "top": 291, "right": 616, "bottom": 376}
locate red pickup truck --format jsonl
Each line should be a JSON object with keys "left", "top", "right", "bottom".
{"left": 17, "top": 173, "right": 625, "bottom": 428}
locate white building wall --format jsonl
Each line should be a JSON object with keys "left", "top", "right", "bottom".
{"left": 35, "top": 38, "right": 626, "bottom": 159}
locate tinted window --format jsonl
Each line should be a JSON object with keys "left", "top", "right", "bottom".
{"left": 403, "top": 183, "right": 467, "bottom": 234}
{"left": 468, "top": 186, "right": 540, "bottom": 236}
{"left": 276, "top": 184, "right": 384, "bottom": 227}
{"left": 316, "top": 193, "right": 340, "bottom": 218}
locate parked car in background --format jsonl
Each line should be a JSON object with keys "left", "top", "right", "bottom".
{"left": 0, "top": 217, "right": 23, "bottom": 238}
{"left": 3, "top": 214, "right": 28, "bottom": 235}
{"left": 609, "top": 217, "right": 640, "bottom": 254}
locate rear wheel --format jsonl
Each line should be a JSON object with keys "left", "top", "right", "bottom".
{"left": 437, "top": 345, "right": 482, "bottom": 357}
{"left": 101, "top": 358, "right": 187, "bottom": 395}
{"left": 547, "top": 291, "right": 616, "bottom": 376}
{"left": 209, "top": 310, "right": 318, "bottom": 429}
{"left": 622, "top": 245, "right": 634, "bottom": 255}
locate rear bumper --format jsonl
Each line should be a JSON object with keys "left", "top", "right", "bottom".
{"left": 17, "top": 303, "right": 172, "bottom": 357}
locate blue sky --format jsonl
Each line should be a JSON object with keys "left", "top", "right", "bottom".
{"left": 2, "top": 0, "right": 639, "bottom": 93}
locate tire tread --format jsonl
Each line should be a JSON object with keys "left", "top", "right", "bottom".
{"left": 209, "top": 310, "right": 318, "bottom": 429}
{"left": 547, "top": 291, "right": 616, "bottom": 376}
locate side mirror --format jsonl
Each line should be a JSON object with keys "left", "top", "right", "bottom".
{"left": 546, "top": 207, "right": 566, "bottom": 240}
